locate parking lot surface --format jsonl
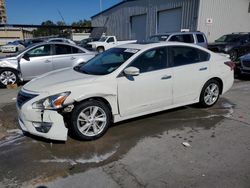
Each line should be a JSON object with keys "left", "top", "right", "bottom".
{"left": 0, "top": 79, "right": 250, "bottom": 188}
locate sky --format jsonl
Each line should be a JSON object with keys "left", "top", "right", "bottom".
{"left": 5, "top": 0, "right": 121, "bottom": 25}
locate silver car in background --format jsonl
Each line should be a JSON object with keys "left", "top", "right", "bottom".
{"left": 0, "top": 42, "right": 96, "bottom": 87}
{"left": 149, "top": 31, "right": 208, "bottom": 48}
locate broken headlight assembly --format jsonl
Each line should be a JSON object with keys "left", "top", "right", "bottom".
{"left": 32, "top": 92, "right": 71, "bottom": 110}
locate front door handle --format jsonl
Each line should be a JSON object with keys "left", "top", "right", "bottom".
{"left": 199, "top": 67, "right": 207, "bottom": 71}
{"left": 71, "top": 57, "right": 76, "bottom": 60}
{"left": 161, "top": 75, "right": 172, "bottom": 80}
{"left": 44, "top": 59, "right": 51, "bottom": 63}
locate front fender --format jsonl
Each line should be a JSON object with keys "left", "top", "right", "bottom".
{"left": 75, "top": 93, "right": 119, "bottom": 115}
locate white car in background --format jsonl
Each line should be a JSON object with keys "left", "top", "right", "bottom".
{"left": 88, "top": 36, "right": 137, "bottom": 53}
{"left": 1, "top": 40, "right": 25, "bottom": 53}
{"left": 46, "top": 38, "right": 76, "bottom": 45}
{"left": 17, "top": 42, "right": 234, "bottom": 141}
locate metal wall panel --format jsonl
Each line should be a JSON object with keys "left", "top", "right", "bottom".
{"left": 158, "top": 8, "right": 182, "bottom": 33}
{"left": 92, "top": 0, "right": 200, "bottom": 40}
{"left": 131, "top": 14, "right": 147, "bottom": 40}
{"left": 197, "top": 0, "right": 250, "bottom": 42}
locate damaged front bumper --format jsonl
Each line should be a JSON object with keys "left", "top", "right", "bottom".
{"left": 17, "top": 104, "right": 68, "bottom": 141}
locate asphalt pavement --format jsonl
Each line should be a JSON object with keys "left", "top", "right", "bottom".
{"left": 0, "top": 79, "right": 250, "bottom": 188}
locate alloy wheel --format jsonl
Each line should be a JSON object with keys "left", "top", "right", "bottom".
{"left": 204, "top": 83, "right": 219, "bottom": 106}
{"left": 0, "top": 70, "right": 17, "bottom": 85}
{"left": 76, "top": 106, "right": 107, "bottom": 137}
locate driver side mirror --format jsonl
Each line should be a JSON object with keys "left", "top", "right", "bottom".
{"left": 22, "top": 53, "right": 30, "bottom": 61}
{"left": 124, "top": 67, "right": 140, "bottom": 76}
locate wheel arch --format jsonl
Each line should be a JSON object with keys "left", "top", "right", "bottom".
{"left": 97, "top": 46, "right": 105, "bottom": 50}
{"left": 0, "top": 67, "right": 20, "bottom": 74}
{"left": 202, "top": 77, "right": 223, "bottom": 95}
{"left": 73, "top": 95, "right": 117, "bottom": 121}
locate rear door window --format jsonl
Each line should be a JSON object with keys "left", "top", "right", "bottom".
{"left": 168, "top": 46, "right": 210, "bottom": 67}
{"left": 54, "top": 44, "right": 72, "bottom": 55}
{"left": 169, "top": 34, "right": 194, "bottom": 43}
{"left": 72, "top": 46, "right": 85, "bottom": 54}
{"left": 196, "top": 34, "right": 205, "bottom": 43}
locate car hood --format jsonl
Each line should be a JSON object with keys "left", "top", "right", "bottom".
{"left": 2, "top": 44, "right": 18, "bottom": 47}
{"left": 208, "top": 42, "right": 235, "bottom": 47}
{"left": 23, "top": 68, "right": 100, "bottom": 93}
{"left": 88, "top": 41, "right": 105, "bottom": 46}
{"left": 240, "top": 53, "right": 250, "bottom": 60}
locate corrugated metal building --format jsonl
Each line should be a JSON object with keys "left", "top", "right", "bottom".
{"left": 91, "top": 0, "right": 250, "bottom": 42}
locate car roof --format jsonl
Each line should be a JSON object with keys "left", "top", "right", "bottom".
{"left": 224, "top": 33, "right": 250, "bottom": 36}
{"left": 25, "top": 41, "right": 89, "bottom": 52}
{"left": 118, "top": 41, "right": 209, "bottom": 51}
{"left": 152, "top": 31, "right": 205, "bottom": 36}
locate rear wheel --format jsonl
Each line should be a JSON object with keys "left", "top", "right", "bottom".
{"left": 71, "top": 100, "right": 111, "bottom": 140}
{"left": 0, "top": 69, "right": 18, "bottom": 88}
{"left": 199, "top": 80, "right": 221, "bottom": 107}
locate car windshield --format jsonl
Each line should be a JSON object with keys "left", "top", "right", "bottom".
{"left": 149, "top": 35, "right": 169, "bottom": 42}
{"left": 215, "top": 35, "right": 241, "bottom": 42}
{"left": 74, "top": 48, "right": 139, "bottom": 75}
{"left": 99, "top": 37, "right": 108, "bottom": 42}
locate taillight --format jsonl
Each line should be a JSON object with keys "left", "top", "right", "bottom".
{"left": 224, "top": 61, "right": 235, "bottom": 71}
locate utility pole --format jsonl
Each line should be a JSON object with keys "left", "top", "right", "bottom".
{"left": 100, "top": 0, "right": 102, "bottom": 11}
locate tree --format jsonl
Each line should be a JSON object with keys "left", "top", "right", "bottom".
{"left": 32, "top": 19, "right": 92, "bottom": 37}
{"left": 33, "top": 20, "right": 60, "bottom": 37}
{"left": 71, "top": 19, "right": 91, "bottom": 32}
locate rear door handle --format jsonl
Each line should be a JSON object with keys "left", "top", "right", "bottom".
{"left": 199, "top": 67, "right": 207, "bottom": 71}
{"left": 44, "top": 59, "right": 51, "bottom": 63}
{"left": 161, "top": 75, "right": 172, "bottom": 80}
{"left": 71, "top": 57, "right": 76, "bottom": 60}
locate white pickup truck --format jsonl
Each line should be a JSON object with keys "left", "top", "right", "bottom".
{"left": 88, "top": 36, "right": 137, "bottom": 53}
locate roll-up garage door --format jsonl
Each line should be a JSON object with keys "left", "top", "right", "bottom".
{"left": 131, "top": 14, "right": 147, "bottom": 41}
{"left": 157, "top": 8, "right": 182, "bottom": 33}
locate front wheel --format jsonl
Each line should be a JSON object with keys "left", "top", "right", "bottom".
{"left": 0, "top": 69, "right": 19, "bottom": 88}
{"left": 229, "top": 50, "right": 238, "bottom": 62}
{"left": 97, "top": 47, "right": 104, "bottom": 53}
{"left": 199, "top": 80, "right": 221, "bottom": 108}
{"left": 71, "top": 100, "right": 111, "bottom": 140}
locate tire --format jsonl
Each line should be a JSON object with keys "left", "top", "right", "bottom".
{"left": 0, "top": 69, "right": 19, "bottom": 88}
{"left": 97, "top": 47, "right": 104, "bottom": 53}
{"left": 70, "top": 100, "right": 111, "bottom": 140}
{"left": 199, "top": 80, "right": 221, "bottom": 108}
{"left": 229, "top": 50, "right": 238, "bottom": 62}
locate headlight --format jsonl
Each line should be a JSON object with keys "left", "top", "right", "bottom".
{"left": 32, "top": 92, "right": 71, "bottom": 110}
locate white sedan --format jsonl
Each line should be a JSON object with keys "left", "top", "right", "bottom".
{"left": 17, "top": 42, "right": 234, "bottom": 141}
{"left": 1, "top": 40, "right": 25, "bottom": 53}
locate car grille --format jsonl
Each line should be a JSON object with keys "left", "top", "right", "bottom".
{"left": 17, "top": 91, "right": 38, "bottom": 108}
{"left": 85, "top": 44, "right": 94, "bottom": 51}
{"left": 242, "top": 60, "right": 250, "bottom": 68}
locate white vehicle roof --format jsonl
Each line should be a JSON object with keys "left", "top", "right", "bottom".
{"left": 117, "top": 42, "right": 210, "bottom": 52}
